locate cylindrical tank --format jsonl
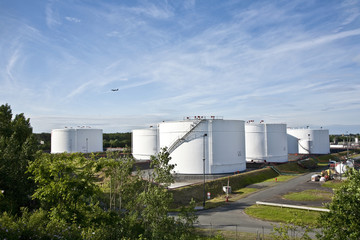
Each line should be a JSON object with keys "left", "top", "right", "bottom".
{"left": 158, "top": 119, "right": 246, "bottom": 174}
{"left": 76, "top": 128, "right": 103, "bottom": 153}
{"left": 51, "top": 129, "right": 77, "bottom": 153}
{"left": 51, "top": 128, "right": 103, "bottom": 153}
{"left": 287, "top": 128, "right": 330, "bottom": 154}
{"left": 245, "top": 123, "right": 288, "bottom": 163}
{"left": 132, "top": 128, "right": 158, "bottom": 160}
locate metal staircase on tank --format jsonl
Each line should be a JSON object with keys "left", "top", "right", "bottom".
{"left": 167, "top": 119, "right": 204, "bottom": 154}
{"left": 298, "top": 139, "right": 311, "bottom": 154}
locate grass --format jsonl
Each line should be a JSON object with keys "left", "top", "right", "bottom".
{"left": 283, "top": 189, "right": 332, "bottom": 201}
{"left": 275, "top": 162, "right": 308, "bottom": 173}
{"left": 202, "top": 188, "right": 259, "bottom": 209}
{"left": 245, "top": 205, "right": 322, "bottom": 227}
{"left": 322, "top": 180, "right": 343, "bottom": 190}
{"left": 195, "top": 228, "right": 272, "bottom": 240}
{"left": 171, "top": 188, "right": 260, "bottom": 211}
{"left": 264, "top": 175, "right": 298, "bottom": 182}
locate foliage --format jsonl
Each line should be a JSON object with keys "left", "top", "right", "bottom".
{"left": 103, "top": 132, "right": 131, "bottom": 148}
{"left": 149, "top": 147, "right": 175, "bottom": 186}
{"left": 132, "top": 148, "right": 197, "bottom": 239}
{"left": 0, "top": 103, "right": 38, "bottom": 214}
{"left": 33, "top": 132, "right": 51, "bottom": 152}
{"left": 271, "top": 214, "right": 315, "bottom": 240}
{"left": 100, "top": 152, "right": 142, "bottom": 211}
{"left": 318, "top": 168, "right": 360, "bottom": 240}
{"left": 28, "top": 153, "right": 106, "bottom": 226}
{"left": 1, "top": 148, "right": 199, "bottom": 239}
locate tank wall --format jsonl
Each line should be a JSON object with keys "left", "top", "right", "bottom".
{"left": 159, "top": 120, "right": 205, "bottom": 174}
{"left": 158, "top": 120, "right": 246, "bottom": 174}
{"left": 51, "top": 128, "right": 102, "bottom": 154}
{"left": 245, "top": 123, "right": 288, "bottom": 163}
{"left": 287, "top": 128, "right": 330, "bottom": 154}
{"left": 132, "top": 128, "right": 158, "bottom": 160}
{"left": 266, "top": 124, "right": 288, "bottom": 162}
{"left": 312, "top": 130, "right": 330, "bottom": 154}
{"left": 51, "top": 129, "right": 77, "bottom": 153}
{"left": 245, "top": 124, "right": 267, "bottom": 161}
{"left": 210, "top": 120, "right": 246, "bottom": 173}
{"left": 287, "top": 134, "right": 299, "bottom": 154}
{"left": 76, "top": 129, "right": 103, "bottom": 153}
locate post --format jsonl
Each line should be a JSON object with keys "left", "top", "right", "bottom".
{"left": 346, "top": 131, "right": 349, "bottom": 159}
{"left": 203, "top": 133, "right": 207, "bottom": 208}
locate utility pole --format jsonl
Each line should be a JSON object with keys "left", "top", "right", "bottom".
{"left": 203, "top": 133, "right": 207, "bottom": 208}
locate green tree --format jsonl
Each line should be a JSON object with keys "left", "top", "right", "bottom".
{"left": 132, "top": 148, "right": 197, "bottom": 240}
{"left": 100, "top": 152, "right": 141, "bottom": 211}
{"left": 27, "top": 153, "right": 104, "bottom": 225}
{"left": 318, "top": 168, "right": 360, "bottom": 239}
{"left": 0, "top": 103, "right": 38, "bottom": 213}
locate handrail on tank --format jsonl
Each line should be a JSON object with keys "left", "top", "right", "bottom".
{"left": 168, "top": 119, "right": 204, "bottom": 154}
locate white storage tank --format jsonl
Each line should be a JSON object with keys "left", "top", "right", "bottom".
{"left": 51, "top": 128, "right": 103, "bottom": 153}
{"left": 158, "top": 117, "right": 246, "bottom": 174}
{"left": 132, "top": 127, "right": 158, "bottom": 160}
{"left": 245, "top": 122, "right": 288, "bottom": 163}
{"left": 287, "top": 128, "right": 330, "bottom": 154}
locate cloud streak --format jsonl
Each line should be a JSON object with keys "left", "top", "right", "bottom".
{"left": 1, "top": 0, "right": 360, "bottom": 133}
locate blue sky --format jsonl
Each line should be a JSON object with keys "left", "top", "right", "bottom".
{"left": 1, "top": 0, "right": 360, "bottom": 134}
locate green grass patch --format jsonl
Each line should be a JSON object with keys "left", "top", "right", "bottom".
{"left": 314, "top": 154, "right": 334, "bottom": 163}
{"left": 195, "top": 228, "right": 272, "bottom": 240}
{"left": 264, "top": 175, "right": 298, "bottom": 182}
{"left": 322, "top": 180, "right": 343, "bottom": 190}
{"left": 275, "top": 162, "right": 308, "bottom": 173}
{"left": 170, "top": 188, "right": 260, "bottom": 211}
{"left": 283, "top": 189, "right": 332, "bottom": 201}
{"left": 203, "top": 188, "right": 258, "bottom": 209}
{"left": 245, "top": 205, "right": 321, "bottom": 227}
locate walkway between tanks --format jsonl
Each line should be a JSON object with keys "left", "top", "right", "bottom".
{"left": 195, "top": 172, "right": 317, "bottom": 234}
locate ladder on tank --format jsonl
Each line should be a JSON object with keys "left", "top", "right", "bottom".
{"left": 167, "top": 119, "right": 204, "bottom": 154}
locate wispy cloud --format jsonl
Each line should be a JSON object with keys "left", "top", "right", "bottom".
{"left": 65, "top": 16, "right": 81, "bottom": 23}
{"left": 5, "top": 47, "right": 21, "bottom": 82}
{"left": 2, "top": 0, "right": 360, "bottom": 133}
{"left": 45, "top": 1, "right": 61, "bottom": 28}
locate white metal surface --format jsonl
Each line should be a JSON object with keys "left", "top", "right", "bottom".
{"left": 245, "top": 123, "right": 288, "bottom": 163}
{"left": 51, "top": 128, "right": 103, "bottom": 153}
{"left": 287, "top": 128, "right": 330, "bottom": 154}
{"left": 158, "top": 119, "right": 246, "bottom": 174}
{"left": 132, "top": 128, "right": 158, "bottom": 160}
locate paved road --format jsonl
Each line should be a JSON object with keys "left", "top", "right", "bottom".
{"left": 196, "top": 172, "right": 317, "bottom": 234}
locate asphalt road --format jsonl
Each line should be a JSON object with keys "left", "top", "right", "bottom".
{"left": 195, "top": 172, "right": 318, "bottom": 234}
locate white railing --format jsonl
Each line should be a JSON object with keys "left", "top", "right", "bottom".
{"left": 256, "top": 201, "right": 330, "bottom": 212}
